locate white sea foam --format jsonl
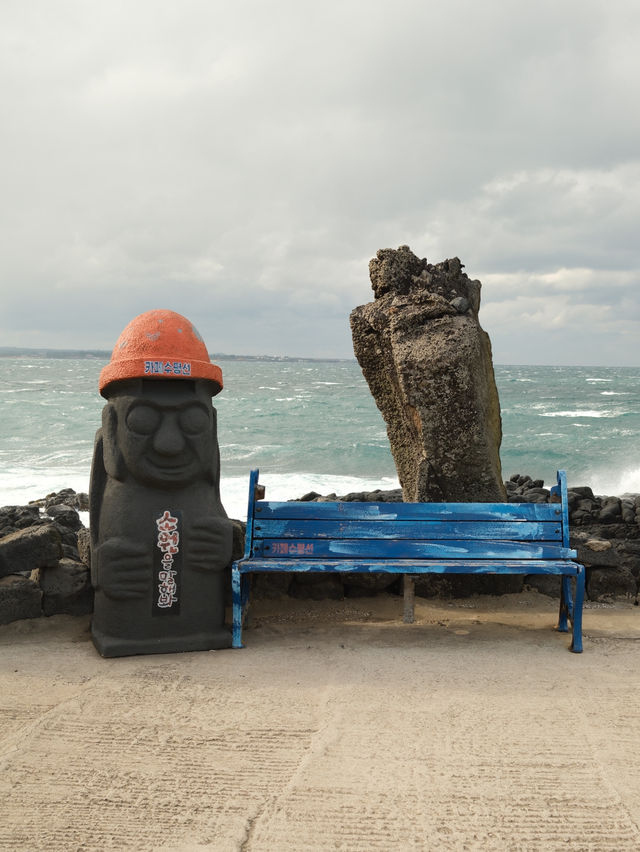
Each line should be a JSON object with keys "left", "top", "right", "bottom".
{"left": 0, "top": 469, "right": 402, "bottom": 526}
{"left": 539, "top": 410, "right": 613, "bottom": 418}
{"left": 589, "top": 466, "right": 640, "bottom": 497}
{"left": 0, "top": 469, "right": 90, "bottom": 508}
{"left": 220, "top": 472, "right": 401, "bottom": 522}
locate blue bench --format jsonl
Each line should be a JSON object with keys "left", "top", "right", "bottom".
{"left": 231, "top": 469, "right": 585, "bottom": 652}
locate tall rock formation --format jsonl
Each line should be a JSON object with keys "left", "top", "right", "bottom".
{"left": 350, "top": 245, "right": 506, "bottom": 502}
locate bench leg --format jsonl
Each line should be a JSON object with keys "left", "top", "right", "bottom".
{"left": 570, "top": 568, "right": 585, "bottom": 654}
{"left": 403, "top": 574, "right": 415, "bottom": 624}
{"left": 231, "top": 565, "right": 244, "bottom": 648}
{"left": 557, "top": 576, "right": 572, "bottom": 633}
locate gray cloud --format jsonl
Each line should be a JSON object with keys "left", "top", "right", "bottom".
{"left": 1, "top": 0, "right": 639, "bottom": 363}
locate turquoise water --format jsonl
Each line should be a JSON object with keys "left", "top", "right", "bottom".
{"left": 1, "top": 357, "right": 639, "bottom": 519}
{"left": 497, "top": 364, "right": 640, "bottom": 495}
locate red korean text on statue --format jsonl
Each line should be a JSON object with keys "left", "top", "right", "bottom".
{"left": 156, "top": 510, "right": 179, "bottom": 608}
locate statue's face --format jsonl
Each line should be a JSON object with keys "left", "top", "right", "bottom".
{"left": 108, "top": 381, "right": 216, "bottom": 488}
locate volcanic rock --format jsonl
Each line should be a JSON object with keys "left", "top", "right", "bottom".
{"left": 350, "top": 246, "right": 505, "bottom": 502}
{"left": 0, "top": 505, "right": 43, "bottom": 535}
{"left": 0, "top": 575, "right": 42, "bottom": 624}
{"left": 39, "top": 558, "right": 93, "bottom": 617}
{"left": 0, "top": 524, "right": 63, "bottom": 578}
{"left": 45, "top": 504, "right": 82, "bottom": 531}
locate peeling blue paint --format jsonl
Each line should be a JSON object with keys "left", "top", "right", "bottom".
{"left": 232, "top": 469, "right": 585, "bottom": 652}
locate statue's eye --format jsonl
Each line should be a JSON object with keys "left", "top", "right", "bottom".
{"left": 179, "top": 405, "right": 210, "bottom": 435}
{"left": 126, "top": 405, "right": 160, "bottom": 435}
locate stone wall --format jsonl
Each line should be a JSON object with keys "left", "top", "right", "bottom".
{"left": 0, "top": 492, "right": 92, "bottom": 625}
{"left": 1, "top": 479, "right": 638, "bottom": 628}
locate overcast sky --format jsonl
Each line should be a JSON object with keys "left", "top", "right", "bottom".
{"left": 2, "top": 0, "right": 639, "bottom": 365}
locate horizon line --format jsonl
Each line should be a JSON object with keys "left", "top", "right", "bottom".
{"left": 0, "top": 346, "right": 637, "bottom": 370}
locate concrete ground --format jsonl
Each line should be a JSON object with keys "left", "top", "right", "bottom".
{"left": 1, "top": 591, "right": 640, "bottom": 851}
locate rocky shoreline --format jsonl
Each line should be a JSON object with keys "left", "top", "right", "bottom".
{"left": 1, "top": 476, "right": 639, "bottom": 626}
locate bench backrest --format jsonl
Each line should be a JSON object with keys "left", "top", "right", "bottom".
{"left": 243, "top": 470, "right": 575, "bottom": 562}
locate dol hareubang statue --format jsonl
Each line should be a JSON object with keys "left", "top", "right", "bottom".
{"left": 90, "top": 310, "right": 233, "bottom": 657}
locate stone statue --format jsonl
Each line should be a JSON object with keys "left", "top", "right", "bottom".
{"left": 90, "top": 310, "right": 232, "bottom": 657}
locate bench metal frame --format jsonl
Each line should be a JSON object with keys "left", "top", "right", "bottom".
{"left": 231, "top": 469, "right": 585, "bottom": 652}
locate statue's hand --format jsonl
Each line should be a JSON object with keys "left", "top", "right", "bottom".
{"left": 188, "top": 516, "right": 233, "bottom": 572}
{"left": 96, "top": 538, "right": 152, "bottom": 600}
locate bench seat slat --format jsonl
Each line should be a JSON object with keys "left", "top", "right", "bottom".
{"left": 237, "top": 558, "right": 582, "bottom": 576}
{"left": 254, "top": 519, "right": 562, "bottom": 541}
{"left": 256, "top": 538, "right": 576, "bottom": 560}
{"left": 255, "top": 501, "right": 562, "bottom": 522}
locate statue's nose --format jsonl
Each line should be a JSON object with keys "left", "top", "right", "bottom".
{"left": 152, "top": 414, "right": 186, "bottom": 456}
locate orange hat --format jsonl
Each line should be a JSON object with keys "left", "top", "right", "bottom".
{"left": 99, "top": 310, "right": 223, "bottom": 397}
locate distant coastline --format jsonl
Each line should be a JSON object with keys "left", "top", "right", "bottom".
{"left": 0, "top": 347, "right": 111, "bottom": 359}
{"left": 3, "top": 348, "right": 635, "bottom": 369}
{"left": 0, "top": 347, "right": 353, "bottom": 364}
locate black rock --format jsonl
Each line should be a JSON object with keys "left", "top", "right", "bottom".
{"left": 524, "top": 575, "right": 563, "bottom": 598}
{"left": 570, "top": 486, "right": 596, "bottom": 500}
{"left": 288, "top": 573, "right": 344, "bottom": 600}
{"left": 0, "top": 505, "right": 43, "bottom": 536}
{"left": 522, "top": 488, "right": 550, "bottom": 503}
{"left": 0, "top": 524, "right": 62, "bottom": 578}
{"left": 45, "top": 504, "right": 82, "bottom": 531}
{"left": 0, "top": 575, "right": 42, "bottom": 624}
{"left": 588, "top": 566, "right": 636, "bottom": 600}
{"left": 40, "top": 558, "right": 93, "bottom": 617}
{"left": 598, "top": 499, "right": 622, "bottom": 524}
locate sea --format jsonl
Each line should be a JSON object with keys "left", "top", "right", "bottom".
{"left": 1, "top": 357, "right": 639, "bottom": 522}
